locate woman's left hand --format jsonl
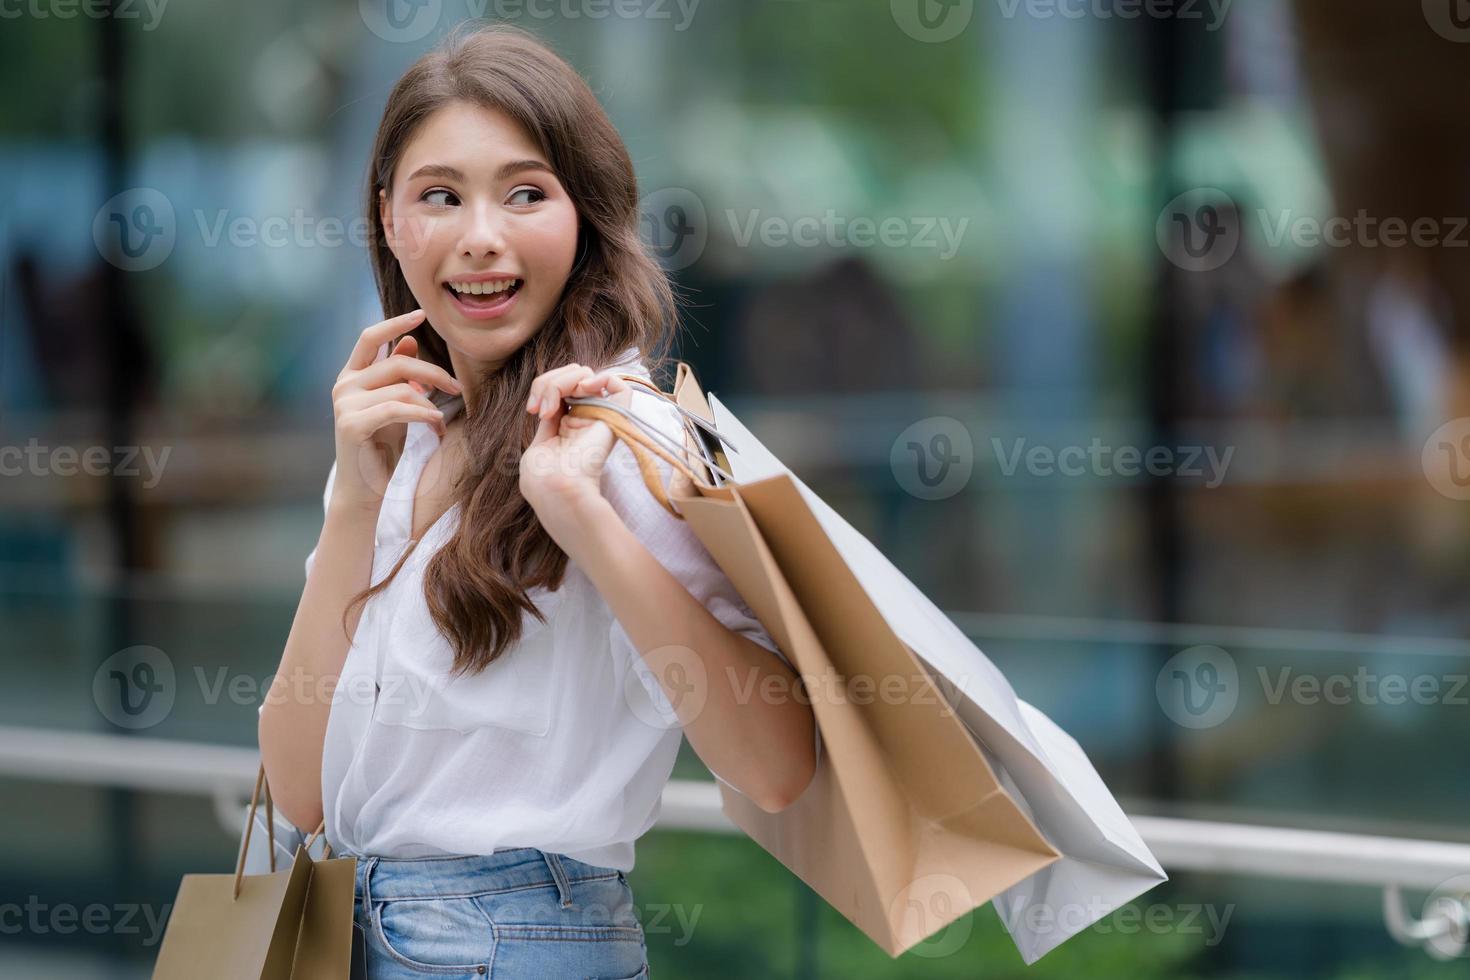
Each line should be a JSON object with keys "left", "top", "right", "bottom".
{"left": 519, "top": 363, "right": 634, "bottom": 517}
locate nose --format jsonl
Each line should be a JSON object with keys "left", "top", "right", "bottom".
{"left": 457, "top": 198, "right": 507, "bottom": 260}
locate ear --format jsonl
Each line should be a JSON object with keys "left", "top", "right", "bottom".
{"left": 379, "top": 187, "right": 399, "bottom": 260}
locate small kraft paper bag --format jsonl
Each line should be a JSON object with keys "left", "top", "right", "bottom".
{"left": 568, "top": 363, "right": 1165, "bottom": 963}
{"left": 151, "top": 764, "right": 360, "bottom": 979}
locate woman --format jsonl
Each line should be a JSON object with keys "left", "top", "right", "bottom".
{"left": 257, "top": 24, "right": 818, "bottom": 979}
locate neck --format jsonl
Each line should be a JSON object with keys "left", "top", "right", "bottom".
{"left": 444, "top": 347, "right": 507, "bottom": 418}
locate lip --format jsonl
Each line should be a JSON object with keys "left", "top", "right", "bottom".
{"left": 442, "top": 272, "right": 520, "bottom": 285}
{"left": 443, "top": 278, "right": 522, "bottom": 321}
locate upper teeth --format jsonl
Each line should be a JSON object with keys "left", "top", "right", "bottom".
{"left": 449, "top": 279, "right": 518, "bottom": 295}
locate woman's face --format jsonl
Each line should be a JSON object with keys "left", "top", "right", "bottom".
{"left": 381, "top": 100, "right": 580, "bottom": 374}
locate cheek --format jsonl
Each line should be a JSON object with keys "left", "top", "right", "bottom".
{"left": 392, "top": 211, "right": 450, "bottom": 282}
{"left": 521, "top": 204, "right": 581, "bottom": 276}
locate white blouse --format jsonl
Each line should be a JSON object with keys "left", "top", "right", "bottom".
{"left": 293, "top": 350, "right": 792, "bottom": 872}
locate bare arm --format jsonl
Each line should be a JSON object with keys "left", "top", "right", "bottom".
{"left": 258, "top": 308, "right": 461, "bottom": 831}
{"left": 556, "top": 495, "right": 817, "bottom": 812}
{"left": 519, "top": 363, "right": 817, "bottom": 813}
{"left": 257, "top": 499, "right": 379, "bottom": 830}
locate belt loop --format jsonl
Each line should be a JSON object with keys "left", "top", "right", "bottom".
{"left": 362, "top": 855, "right": 379, "bottom": 910}
{"left": 541, "top": 851, "right": 574, "bottom": 908}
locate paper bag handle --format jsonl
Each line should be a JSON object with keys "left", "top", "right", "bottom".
{"left": 564, "top": 372, "right": 736, "bottom": 519}
{"left": 234, "top": 762, "right": 328, "bottom": 900}
{"left": 609, "top": 373, "right": 740, "bottom": 458}
{"left": 568, "top": 403, "right": 708, "bottom": 519}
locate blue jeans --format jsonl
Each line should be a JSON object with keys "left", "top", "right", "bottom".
{"left": 352, "top": 848, "right": 650, "bottom": 979}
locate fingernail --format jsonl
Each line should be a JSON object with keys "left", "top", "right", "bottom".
{"left": 527, "top": 393, "right": 537, "bottom": 411}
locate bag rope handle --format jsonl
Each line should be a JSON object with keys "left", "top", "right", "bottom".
{"left": 233, "top": 763, "right": 329, "bottom": 900}
{"left": 566, "top": 372, "right": 735, "bottom": 519}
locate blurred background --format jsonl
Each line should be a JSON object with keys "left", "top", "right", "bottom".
{"left": 4, "top": 0, "right": 1470, "bottom": 976}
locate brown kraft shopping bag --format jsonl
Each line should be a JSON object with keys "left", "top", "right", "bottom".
{"left": 151, "top": 764, "right": 357, "bottom": 979}
{"left": 569, "top": 365, "right": 1061, "bottom": 957}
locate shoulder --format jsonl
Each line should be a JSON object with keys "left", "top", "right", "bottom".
{"left": 600, "top": 348, "right": 685, "bottom": 456}
{"left": 596, "top": 356, "right": 689, "bottom": 539}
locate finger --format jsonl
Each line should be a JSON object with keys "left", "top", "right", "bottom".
{"left": 529, "top": 364, "right": 595, "bottom": 420}
{"left": 344, "top": 399, "right": 446, "bottom": 441}
{"left": 354, "top": 354, "right": 463, "bottom": 397}
{"left": 542, "top": 366, "right": 600, "bottom": 425}
{"left": 392, "top": 338, "right": 423, "bottom": 394}
{"left": 528, "top": 410, "right": 558, "bottom": 449}
{"left": 526, "top": 364, "right": 590, "bottom": 416}
{"left": 563, "top": 371, "right": 613, "bottom": 410}
{"left": 340, "top": 382, "right": 442, "bottom": 420}
{"left": 604, "top": 373, "right": 633, "bottom": 407}
{"left": 347, "top": 308, "right": 427, "bottom": 371}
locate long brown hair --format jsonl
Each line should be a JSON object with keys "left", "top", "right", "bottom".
{"left": 344, "top": 23, "right": 676, "bottom": 676}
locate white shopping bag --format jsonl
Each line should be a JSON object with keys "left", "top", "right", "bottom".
{"left": 707, "top": 393, "right": 1168, "bottom": 964}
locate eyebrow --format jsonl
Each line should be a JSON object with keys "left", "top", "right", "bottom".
{"left": 404, "top": 159, "right": 556, "bottom": 184}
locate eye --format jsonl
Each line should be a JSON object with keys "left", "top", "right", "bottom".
{"left": 421, "top": 188, "right": 459, "bottom": 208}
{"left": 507, "top": 186, "right": 545, "bottom": 206}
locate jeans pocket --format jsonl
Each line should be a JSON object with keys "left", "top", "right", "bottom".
{"left": 371, "top": 896, "right": 493, "bottom": 975}
{"left": 589, "top": 965, "right": 649, "bottom": 980}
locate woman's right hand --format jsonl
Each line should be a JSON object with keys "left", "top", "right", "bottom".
{"left": 329, "top": 308, "right": 463, "bottom": 513}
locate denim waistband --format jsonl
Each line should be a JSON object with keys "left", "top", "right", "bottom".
{"left": 353, "top": 847, "right": 620, "bottom": 908}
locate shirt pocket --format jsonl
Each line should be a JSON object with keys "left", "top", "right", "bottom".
{"left": 372, "top": 577, "right": 564, "bottom": 738}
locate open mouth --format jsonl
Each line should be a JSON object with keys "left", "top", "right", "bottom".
{"left": 443, "top": 277, "right": 523, "bottom": 316}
